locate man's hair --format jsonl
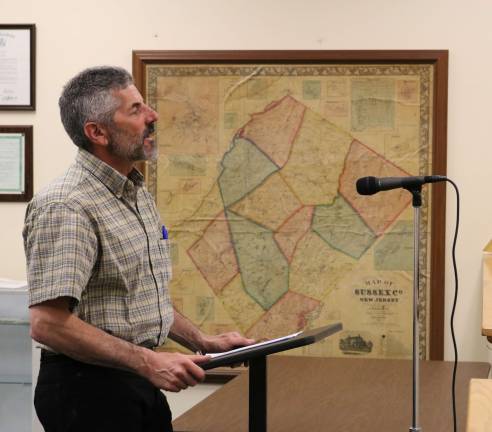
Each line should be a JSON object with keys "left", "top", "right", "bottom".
{"left": 59, "top": 66, "right": 133, "bottom": 151}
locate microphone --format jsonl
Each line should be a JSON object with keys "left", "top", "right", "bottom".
{"left": 356, "top": 175, "right": 447, "bottom": 195}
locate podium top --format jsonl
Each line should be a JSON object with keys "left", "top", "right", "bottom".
{"left": 202, "top": 323, "right": 342, "bottom": 370}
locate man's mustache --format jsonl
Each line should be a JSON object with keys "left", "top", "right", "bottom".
{"left": 144, "top": 122, "right": 155, "bottom": 138}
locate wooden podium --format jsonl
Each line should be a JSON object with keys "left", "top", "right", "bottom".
{"left": 201, "top": 323, "right": 342, "bottom": 432}
{"left": 173, "top": 357, "right": 489, "bottom": 432}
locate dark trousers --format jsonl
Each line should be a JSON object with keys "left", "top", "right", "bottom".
{"left": 35, "top": 352, "right": 173, "bottom": 432}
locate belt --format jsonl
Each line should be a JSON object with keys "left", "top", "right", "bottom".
{"left": 40, "top": 348, "right": 60, "bottom": 359}
{"left": 41, "top": 342, "right": 156, "bottom": 361}
{"left": 40, "top": 349, "right": 73, "bottom": 362}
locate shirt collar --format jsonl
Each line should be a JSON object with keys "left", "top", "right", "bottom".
{"left": 76, "top": 148, "right": 144, "bottom": 199}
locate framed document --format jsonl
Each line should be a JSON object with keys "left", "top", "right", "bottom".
{"left": 0, "top": 126, "right": 33, "bottom": 202}
{"left": 134, "top": 50, "right": 448, "bottom": 361}
{"left": 0, "top": 24, "right": 36, "bottom": 110}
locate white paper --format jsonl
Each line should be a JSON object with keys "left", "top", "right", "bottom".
{"left": 0, "top": 134, "right": 24, "bottom": 193}
{"left": 208, "top": 331, "right": 302, "bottom": 359}
{"left": 0, "top": 278, "right": 28, "bottom": 290}
{"left": 0, "top": 29, "right": 31, "bottom": 106}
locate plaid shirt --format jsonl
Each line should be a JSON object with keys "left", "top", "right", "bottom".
{"left": 23, "top": 149, "right": 174, "bottom": 347}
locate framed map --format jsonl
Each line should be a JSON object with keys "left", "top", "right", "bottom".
{"left": 133, "top": 51, "right": 448, "bottom": 361}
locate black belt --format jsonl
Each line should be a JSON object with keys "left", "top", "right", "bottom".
{"left": 40, "top": 349, "right": 74, "bottom": 363}
{"left": 40, "top": 349, "right": 60, "bottom": 359}
{"left": 40, "top": 342, "right": 156, "bottom": 361}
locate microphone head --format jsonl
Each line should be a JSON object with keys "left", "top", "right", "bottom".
{"left": 356, "top": 176, "right": 378, "bottom": 195}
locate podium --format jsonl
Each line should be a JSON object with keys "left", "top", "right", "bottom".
{"left": 201, "top": 323, "right": 342, "bottom": 432}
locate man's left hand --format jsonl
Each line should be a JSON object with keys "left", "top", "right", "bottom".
{"left": 200, "top": 332, "right": 255, "bottom": 354}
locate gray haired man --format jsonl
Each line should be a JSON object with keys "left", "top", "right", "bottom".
{"left": 24, "top": 66, "right": 253, "bottom": 432}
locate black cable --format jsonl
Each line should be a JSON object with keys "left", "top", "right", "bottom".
{"left": 446, "top": 178, "right": 460, "bottom": 432}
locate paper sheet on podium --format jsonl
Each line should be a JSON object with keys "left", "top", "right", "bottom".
{"left": 202, "top": 323, "right": 342, "bottom": 370}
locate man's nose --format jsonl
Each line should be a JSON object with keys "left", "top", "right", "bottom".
{"left": 146, "top": 105, "right": 158, "bottom": 122}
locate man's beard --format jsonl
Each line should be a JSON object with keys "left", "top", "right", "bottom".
{"left": 107, "top": 123, "right": 157, "bottom": 162}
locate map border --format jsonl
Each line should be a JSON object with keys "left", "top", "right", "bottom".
{"left": 132, "top": 50, "right": 448, "bottom": 361}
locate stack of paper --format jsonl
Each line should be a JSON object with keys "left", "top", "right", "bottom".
{"left": 208, "top": 331, "right": 302, "bottom": 359}
{"left": 0, "top": 278, "right": 28, "bottom": 290}
{"left": 0, "top": 278, "right": 28, "bottom": 322}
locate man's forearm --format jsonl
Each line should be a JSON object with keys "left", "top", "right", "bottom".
{"left": 30, "top": 298, "right": 150, "bottom": 374}
{"left": 30, "top": 297, "right": 210, "bottom": 392}
{"left": 168, "top": 307, "right": 255, "bottom": 354}
{"left": 168, "top": 307, "right": 205, "bottom": 353}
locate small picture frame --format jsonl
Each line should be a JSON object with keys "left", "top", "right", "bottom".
{"left": 0, "top": 126, "right": 33, "bottom": 202}
{"left": 0, "top": 24, "right": 36, "bottom": 110}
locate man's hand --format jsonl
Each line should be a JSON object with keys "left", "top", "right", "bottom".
{"left": 200, "top": 332, "right": 255, "bottom": 354}
{"left": 140, "top": 351, "right": 210, "bottom": 392}
{"left": 30, "top": 298, "right": 212, "bottom": 393}
{"left": 169, "top": 309, "right": 255, "bottom": 355}
{"left": 29, "top": 298, "right": 213, "bottom": 390}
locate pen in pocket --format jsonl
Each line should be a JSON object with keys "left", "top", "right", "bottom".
{"left": 162, "top": 225, "right": 168, "bottom": 239}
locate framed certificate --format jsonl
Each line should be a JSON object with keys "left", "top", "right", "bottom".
{"left": 0, "top": 126, "right": 33, "bottom": 202}
{"left": 0, "top": 24, "right": 36, "bottom": 110}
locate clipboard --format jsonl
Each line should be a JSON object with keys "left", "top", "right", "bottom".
{"left": 202, "top": 322, "right": 342, "bottom": 370}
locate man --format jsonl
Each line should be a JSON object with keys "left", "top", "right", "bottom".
{"left": 23, "top": 66, "right": 254, "bottom": 432}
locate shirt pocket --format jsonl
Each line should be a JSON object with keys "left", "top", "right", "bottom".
{"left": 156, "top": 239, "right": 172, "bottom": 281}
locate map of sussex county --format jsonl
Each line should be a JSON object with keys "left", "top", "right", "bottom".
{"left": 187, "top": 95, "right": 412, "bottom": 341}
{"left": 149, "top": 67, "right": 432, "bottom": 359}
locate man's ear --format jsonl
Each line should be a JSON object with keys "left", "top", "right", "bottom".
{"left": 83, "top": 122, "right": 110, "bottom": 148}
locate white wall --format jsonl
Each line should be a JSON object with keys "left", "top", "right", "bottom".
{"left": 2, "top": 0, "right": 492, "bottom": 427}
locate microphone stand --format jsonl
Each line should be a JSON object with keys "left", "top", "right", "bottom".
{"left": 407, "top": 185, "right": 422, "bottom": 432}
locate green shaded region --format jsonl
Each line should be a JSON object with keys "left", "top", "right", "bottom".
{"left": 351, "top": 79, "right": 395, "bottom": 132}
{"left": 226, "top": 210, "right": 288, "bottom": 310}
{"left": 224, "top": 112, "right": 237, "bottom": 129}
{"left": 247, "top": 79, "right": 270, "bottom": 100}
{"left": 196, "top": 296, "right": 214, "bottom": 322}
{"left": 303, "top": 80, "right": 321, "bottom": 100}
{"left": 374, "top": 221, "right": 413, "bottom": 271}
{"left": 218, "top": 138, "right": 278, "bottom": 208}
{"left": 168, "top": 154, "right": 207, "bottom": 176}
{"left": 312, "top": 197, "right": 376, "bottom": 259}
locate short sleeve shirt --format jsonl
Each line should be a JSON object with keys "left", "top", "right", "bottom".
{"left": 23, "top": 149, "right": 174, "bottom": 347}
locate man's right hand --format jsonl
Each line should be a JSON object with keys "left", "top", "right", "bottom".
{"left": 140, "top": 351, "right": 210, "bottom": 392}
{"left": 29, "top": 297, "right": 211, "bottom": 392}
